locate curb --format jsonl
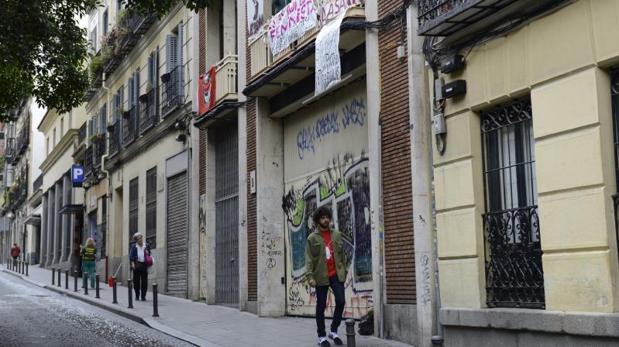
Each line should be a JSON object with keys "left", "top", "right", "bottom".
{"left": 1, "top": 269, "right": 215, "bottom": 347}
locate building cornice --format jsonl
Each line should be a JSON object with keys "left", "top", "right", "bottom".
{"left": 40, "top": 129, "right": 78, "bottom": 173}
{"left": 38, "top": 109, "right": 58, "bottom": 132}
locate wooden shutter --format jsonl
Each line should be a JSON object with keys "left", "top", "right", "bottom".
{"left": 166, "top": 34, "right": 178, "bottom": 73}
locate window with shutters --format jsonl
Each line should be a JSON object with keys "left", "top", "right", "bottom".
{"left": 481, "top": 97, "right": 544, "bottom": 309}
{"left": 146, "top": 167, "right": 157, "bottom": 248}
{"left": 103, "top": 9, "right": 108, "bottom": 36}
{"left": 129, "top": 177, "right": 139, "bottom": 242}
{"left": 162, "top": 24, "right": 183, "bottom": 116}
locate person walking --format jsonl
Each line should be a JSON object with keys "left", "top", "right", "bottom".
{"left": 80, "top": 238, "right": 97, "bottom": 289}
{"left": 129, "top": 232, "right": 151, "bottom": 301}
{"left": 305, "top": 206, "right": 346, "bottom": 347}
{"left": 10, "top": 243, "right": 21, "bottom": 269}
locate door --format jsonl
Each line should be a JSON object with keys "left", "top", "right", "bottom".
{"left": 166, "top": 172, "right": 189, "bottom": 297}
{"left": 215, "top": 125, "right": 239, "bottom": 304}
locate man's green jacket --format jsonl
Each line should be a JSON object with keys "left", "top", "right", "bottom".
{"left": 305, "top": 229, "right": 347, "bottom": 286}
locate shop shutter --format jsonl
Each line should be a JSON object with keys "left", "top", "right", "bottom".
{"left": 166, "top": 172, "right": 188, "bottom": 297}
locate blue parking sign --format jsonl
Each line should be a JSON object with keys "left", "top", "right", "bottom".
{"left": 71, "top": 164, "right": 85, "bottom": 187}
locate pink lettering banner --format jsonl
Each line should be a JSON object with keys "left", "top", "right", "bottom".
{"left": 268, "top": 0, "right": 318, "bottom": 55}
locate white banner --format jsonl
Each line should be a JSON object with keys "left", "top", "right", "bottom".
{"left": 268, "top": 0, "right": 318, "bottom": 55}
{"left": 315, "top": 10, "right": 347, "bottom": 95}
{"left": 247, "top": 0, "right": 265, "bottom": 40}
{"left": 319, "top": 0, "right": 363, "bottom": 25}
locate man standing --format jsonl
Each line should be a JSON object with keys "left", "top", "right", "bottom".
{"left": 305, "top": 206, "right": 346, "bottom": 347}
{"left": 10, "top": 243, "right": 21, "bottom": 269}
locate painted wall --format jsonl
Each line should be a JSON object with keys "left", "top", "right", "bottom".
{"left": 283, "top": 80, "right": 372, "bottom": 318}
{"left": 435, "top": 0, "right": 619, "bottom": 313}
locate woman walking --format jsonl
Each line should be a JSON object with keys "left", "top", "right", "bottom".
{"left": 81, "top": 238, "right": 97, "bottom": 289}
{"left": 129, "top": 232, "right": 151, "bottom": 301}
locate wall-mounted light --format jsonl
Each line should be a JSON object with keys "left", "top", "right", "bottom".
{"left": 6, "top": 211, "right": 15, "bottom": 220}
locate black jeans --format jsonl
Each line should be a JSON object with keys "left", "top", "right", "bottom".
{"left": 315, "top": 276, "right": 346, "bottom": 338}
{"left": 133, "top": 262, "right": 148, "bottom": 299}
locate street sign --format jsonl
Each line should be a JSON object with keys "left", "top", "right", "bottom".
{"left": 71, "top": 164, "right": 85, "bottom": 187}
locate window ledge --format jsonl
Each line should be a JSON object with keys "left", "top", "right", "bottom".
{"left": 440, "top": 307, "right": 619, "bottom": 338}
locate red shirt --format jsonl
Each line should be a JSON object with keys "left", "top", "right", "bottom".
{"left": 320, "top": 229, "right": 337, "bottom": 277}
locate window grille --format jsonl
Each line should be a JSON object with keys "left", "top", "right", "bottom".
{"left": 481, "top": 97, "right": 545, "bottom": 309}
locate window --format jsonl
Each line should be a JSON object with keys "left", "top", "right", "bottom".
{"left": 53, "top": 128, "right": 56, "bottom": 146}
{"left": 90, "top": 27, "right": 97, "bottom": 53}
{"left": 99, "top": 104, "right": 107, "bottom": 135}
{"left": 60, "top": 117, "right": 64, "bottom": 136}
{"left": 102, "top": 9, "right": 109, "bottom": 36}
{"left": 117, "top": 0, "right": 122, "bottom": 11}
{"left": 481, "top": 97, "right": 544, "bottom": 309}
{"left": 129, "top": 177, "right": 139, "bottom": 242}
{"left": 146, "top": 167, "right": 157, "bottom": 248}
{"left": 46, "top": 137, "right": 49, "bottom": 154}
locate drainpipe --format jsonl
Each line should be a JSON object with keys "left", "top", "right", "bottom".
{"left": 407, "top": 3, "right": 441, "bottom": 347}
{"left": 101, "top": 72, "right": 112, "bottom": 281}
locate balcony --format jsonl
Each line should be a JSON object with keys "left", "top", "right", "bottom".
{"left": 161, "top": 65, "right": 183, "bottom": 117}
{"left": 139, "top": 87, "right": 159, "bottom": 134}
{"left": 78, "top": 122, "right": 87, "bottom": 145}
{"left": 93, "top": 135, "right": 106, "bottom": 167}
{"left": 5, "top": 138, "right": 15, "bottom": 165}
{"left": 417, "top": 0, "right": 527, "bottom": 37}
{"left": 16, "top": 126, "right": 29, "bottom": 156}
{"left": 122, "top": 105, "right": 138, "bottom": 146}
{"left": 107, "top": 120, "right": 122, "bottom": 157}
{"left": 246, "top": 4, "right": 366, "bottom": 98}
{"left": 5, "top": 179, "right": 28, "bottom": 211}
{"left": 215, "top": 55, "right": 239, "bottom": 105}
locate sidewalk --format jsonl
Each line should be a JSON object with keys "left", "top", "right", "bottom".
{"left": 2, "top": 264, "right": 412, "bottom": 347}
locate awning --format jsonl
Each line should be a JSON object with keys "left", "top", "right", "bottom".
{"left": 59, "top": 204, "right": 85, "bottom": 215}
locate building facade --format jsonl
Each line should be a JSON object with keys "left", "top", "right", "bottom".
{"left": 83, "top": 1, "right": 199, "bottom": 296}
{"left": 423, "top": 0, "right": 619, "bottom": 345}
{"left": 37, "top": 107, "right": 87, "bottom": 272}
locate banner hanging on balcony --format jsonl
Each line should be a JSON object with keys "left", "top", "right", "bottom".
{"left": 198, "top": 67, "right": 217, "bottom": 116}
{"left": 319, "top": 0, "right": 362, "bottom": 25}
{"left": 247, "top": 0, "right": 265, "bottom": 40}
{"left": 268, "top": 0, "right": 318, "bottom": 56}
{"left": 315, "top": 10, "right": 346, "bottom": 95}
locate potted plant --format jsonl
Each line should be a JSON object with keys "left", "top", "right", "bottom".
{"left": 161, "top": 72, "right": 171, "bottom": 83}
{"left": 89, "top": 133, "right": 105, "bottom": 142}
{"left": 122, "top": 109, "right": 131, "bottom": 118}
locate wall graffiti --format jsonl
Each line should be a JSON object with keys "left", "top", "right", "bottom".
{"left": 296, "top": 98, "right": 366, "bottom": 160}
{"left": 283, "top": 154, "right": 373, "bottom": 318}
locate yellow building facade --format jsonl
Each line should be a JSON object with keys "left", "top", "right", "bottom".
{"left": 432, "top": 0, "right": 619, "bottom": 345}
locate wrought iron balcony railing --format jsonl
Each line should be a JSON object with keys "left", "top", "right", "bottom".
{"left": 94, "top": 135, "right": 106, "bottom": 167}
{"left": 417, "top": 0, "right": 518, "bottom": 36}
{"left": 483, "top": 206, "right": 545, "bottom": 309}
{"left": 122, "top": 105, "right": 138, "bottom": 146}
{"left": 108, "top": 120, "right": 122, "bottom": 157}
{"left": 139, "top": 87, "right": 159, "bottom": 134}
{"left": 161, "top": 65, "right": 183, "bottom": 117}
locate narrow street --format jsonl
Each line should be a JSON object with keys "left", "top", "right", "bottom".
{"left": 0, "top": 271, "right": 193, "bottom": 347}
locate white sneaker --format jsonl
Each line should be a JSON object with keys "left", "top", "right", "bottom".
{"left": 318, "top": 336, "right": 331, "bottom": 347}
{"left": 328, "top": 332, "right": 343, "bottom": 346}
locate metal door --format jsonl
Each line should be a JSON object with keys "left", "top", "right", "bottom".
{"left": 166, "top": 172, "right": 189, "bottom": 297}
{"left": 215, "top": 125, "right": 239, "bottom": 304}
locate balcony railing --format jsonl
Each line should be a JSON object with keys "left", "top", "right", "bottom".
{"left": 84, "top": 145, "right": 93, "bottom": 177}
{"left": 249, "top": 30, "right": 272, "bottom": 80}
{"left": 5, "top": 179, "right": 28, "bottom": 210}
{"left": 94, "top": 136, "right": 106, "bottom": 167}
{"left": 122, "top": 105, "right": 138, "bottom": 146}
{"left": 108, "top": 120, "right": 122, "bottom": 157}
{"left": 417, "top": 0, "right": 518, "bottom": 36}
{"left": 214, "top": 55, "right": 239, "bottom": 106}
{"left": 161, "top": 65, "right": 183, "bottom": 117}
{"left": 16, "top": 126, "right": 29, "bottom": 156}
{"left": 139, "top": 87, "right": 159, "bottom": 134}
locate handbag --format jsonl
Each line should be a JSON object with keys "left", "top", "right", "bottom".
{"left": 145, "top": 251, "right": 154, "bottom": 267}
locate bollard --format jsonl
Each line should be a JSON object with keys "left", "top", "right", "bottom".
{"left": 25, "top": 262, "right": 28, "bottom": 276}
{"left": 84, "top": 272, "right": 89, "bottom": 295}
{"left": 74, "top": 271, "right": 78, "bottom": 292}
{"left": 127, "top": 279, "right": 133, "bottom": 309}
{"left": 345, "top": 319, "right": 356, "bottom": 347}
{"left": 152, "top": 283, "right": 159, "bottom": 317}
{"left": 52, "top": 268, "right": 55, "bottom": 285}
{"left": 65, "top": 270, "right": 69, "bottom": 289}
{"left": 18, "top": 260, "right": 21, "bottom": 274}
{"left": 95, "top": 275, "right": 100, "bottom": 299}
{"left": 112, "top": 276, "right": 117, "bottom": 304}
{"left": 57, "top": 268, "right": 61, "bottom": 287}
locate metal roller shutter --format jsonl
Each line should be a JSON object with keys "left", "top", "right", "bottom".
{"left": 215, "top": 125, "right": 239, "bottom": 304}
{"left": 166, "top": 172, "right": 188, "bottom": 297}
